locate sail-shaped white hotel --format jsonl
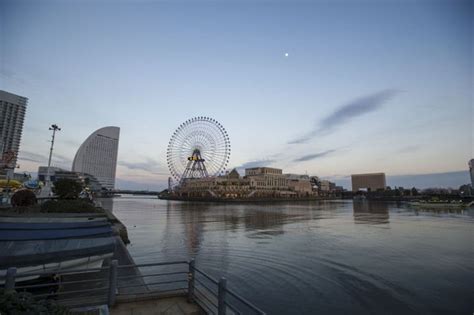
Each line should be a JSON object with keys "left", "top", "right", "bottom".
{"left": 72, "top": 127, "right": 120, "bottom": 190}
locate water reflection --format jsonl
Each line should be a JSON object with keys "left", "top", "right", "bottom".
{"left": 180, "top": 204, "right": 205, "bottom": 255}
{"left": 352, "top": 201, "right": 390, "bottom": 224}
{"left": 109, "top": 197, "right": 473, "bottom": 315}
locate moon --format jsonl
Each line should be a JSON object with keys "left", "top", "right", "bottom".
{"left": 285, "top": 53, "right": 289, "bottom": 57}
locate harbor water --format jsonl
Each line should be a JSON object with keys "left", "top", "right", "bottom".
{"left": 102, "top": 196, "right": 474, "bottom": 314}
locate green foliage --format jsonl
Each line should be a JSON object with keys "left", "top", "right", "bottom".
{"left": 0, "top": 290, "right": 69, "bottom": 315}
{"left": 11, "top": 189, "right": 37, "bottom": 207}
{"left": 41, "top": 200, "right": 102, "bottom": 213}
{"left": 53, "top": 179, "right": 83, "bottom": 199}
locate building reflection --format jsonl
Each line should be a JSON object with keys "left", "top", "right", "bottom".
{"left": 244, "top": 208, "right": 287, "bottom": 232}
{"left": 166, "top": 201, "right": 206, "bottom": 256}
{"left": 175, "top": 202, "right": 232, "bottom": 272}
{"left": 352, "top": 201, "right": 390, "bottom": 224}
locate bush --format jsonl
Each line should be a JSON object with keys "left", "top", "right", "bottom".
{"left": 0, "top": 290, "right": 69, "bottom": 315}
{"left": 11, "top": 189, "right": 37, "bottom": 207}
{"left": 41, "top": 200, "right": 102, "bottom": 213}
{"left": 53, "top": 179, "right": 83, "bottom": 199}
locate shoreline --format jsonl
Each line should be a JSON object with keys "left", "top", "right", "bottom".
{"left": 159, "top": 195, "right": 345, "bottom": 203}
{"left": 158, "top": 195, "right": 474, "bottom": 203}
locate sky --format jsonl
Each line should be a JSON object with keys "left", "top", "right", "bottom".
{"left": 1, "top": 0, "right": 472, "bottom": 190}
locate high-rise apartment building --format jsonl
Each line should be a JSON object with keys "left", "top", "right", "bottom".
{"left": 0, "top": 90, "right": 27, "bottom": 177}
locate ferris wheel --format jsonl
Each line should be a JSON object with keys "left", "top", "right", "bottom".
{"left": 167, "top": 117, "right": 231, "bottom": 183}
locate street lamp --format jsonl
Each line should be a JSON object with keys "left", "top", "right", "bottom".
{"left": 47, "top": 124, "right": 61, "bottom": 172}
{"left": 45, "top": 124, "right": 61, "bottom": 196}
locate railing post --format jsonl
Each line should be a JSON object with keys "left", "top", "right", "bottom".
{"left": 5, "top": 267, "right": 16, "bottom": 293}
{"left": 187, "top": 259, "right": 195, "bottom": 303}
{"left": 218, "top": 277, "right": 227, "bottom": 315}
{"left": 108, "top": 260, "right": 118, "bottom": 307}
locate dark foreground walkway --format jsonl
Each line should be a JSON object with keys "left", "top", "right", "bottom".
{"left": 110, "top": 297, "right": 203, "bottom": 315}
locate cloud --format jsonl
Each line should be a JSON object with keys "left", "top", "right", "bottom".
{"left": 289, "top": 89, "right": 400, "bottom": 144}
{"left": 234, "top": 159, "right": 276, "bottom": 170}
{"left": 62, "top": 139, "right": 81, "bottom": 148}
{"left": 397, "top": 145, "right": 421, "bottom": 154}
{"left": 18, "top": 150, "right": 72, "bottom": 167}
{"left": 293, "top": 149, "right": 337, "bottom": 162}
{"left": 118, "top": 158, "right": 168, "bottom": 175}
{"left": 17, "top": 152, "right": 46, "bottom": 163}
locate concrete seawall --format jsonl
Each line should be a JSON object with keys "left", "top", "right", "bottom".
{"left": 102, "top": 207, "right": 130, "bottom": 244}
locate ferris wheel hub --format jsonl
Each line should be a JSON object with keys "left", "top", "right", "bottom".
{"left": 187, "top": 149, "right": 205, "bottom": 162}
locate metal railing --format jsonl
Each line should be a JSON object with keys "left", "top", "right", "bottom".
{"left": 0, "top": 259, "right": 265, "bottom": 315}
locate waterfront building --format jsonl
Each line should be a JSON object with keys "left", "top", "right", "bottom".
{"left": 38, "top": 166, "right": 103, "bottom": 191}
{"left": 72, "top": 127, "right": 120, "bottom": 190}
{"left": 286, "top": 178, "right": 312, "bottom": 195}
{"left": 351, "top": 173, "right": 386, "bottom": 192}
{"left": 320, "top": 180, "right": 331, "bottom": 192}
{"left": 0, "top": 90, "right": 27, "bottom": 178}
{"left": 283, "top": 174, "right": 312, "bottom": 195}
{"left": 309, "top": 176, "right": 320, "bottom": 191}
{"left": 284, "top": 174, "right": 310, "bottom": 180}
{"left": 176, "top": 167, "right": 314, "bottom": 198}
{"left": 245, "top": 167, "right": 288, "bottom": 193}
{"left": 469, "top": 159, "right": 474, "bottom": 187}
{"left": 245, "top": 167, "right": 282, "bottom": 176}
{"left": 38, "top": 166, "right": 62, "bottom": 182}
{"left": 179, "top": 169, "right": 251, "bottom": 198}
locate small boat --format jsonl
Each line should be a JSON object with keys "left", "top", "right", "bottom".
{"left": 0, "top": 237, "right": 116, "bottom": 283}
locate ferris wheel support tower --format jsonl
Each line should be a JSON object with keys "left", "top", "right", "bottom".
{"left": 181, "top": 149, "right": 208, "bottom": 181}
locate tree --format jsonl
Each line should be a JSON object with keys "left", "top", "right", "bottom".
{"left": 11, "top": 189, "right": 37, "bottom": 207}
{"left": 53, "top": 179, "right": 82, "bottom": 199}
{"left": 411, "top": 187, "right": 419, "bottom": 196}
